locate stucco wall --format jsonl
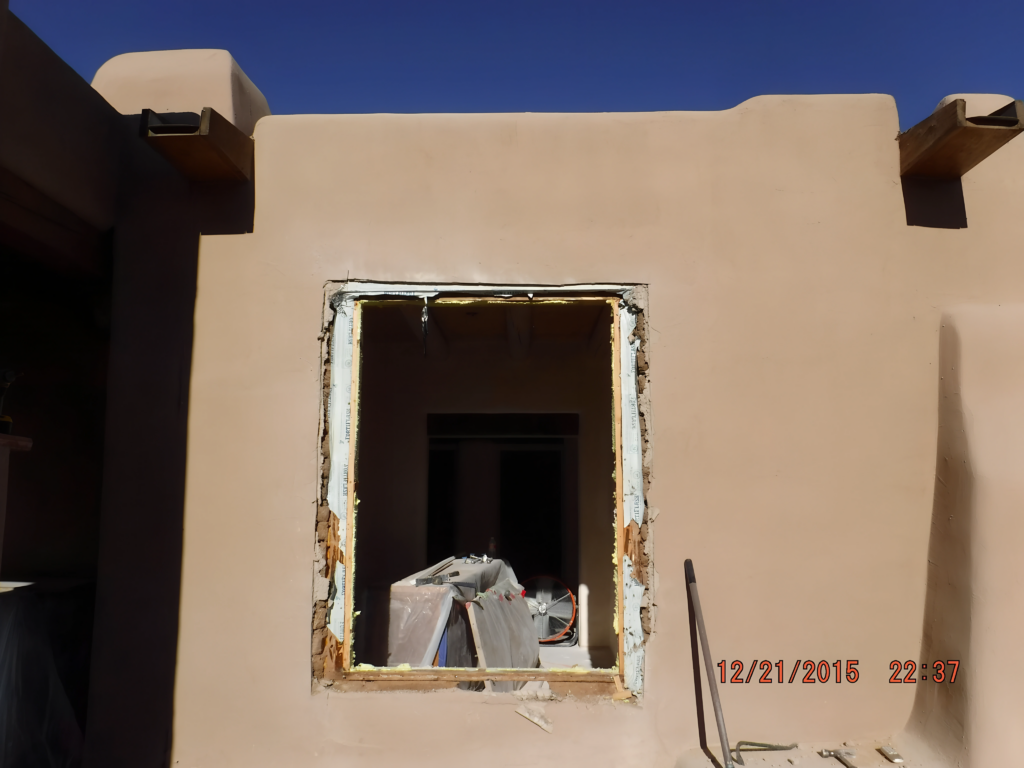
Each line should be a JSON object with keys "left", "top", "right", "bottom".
{"left": 174, "top": 94, "right": 1024, "bottom": 767}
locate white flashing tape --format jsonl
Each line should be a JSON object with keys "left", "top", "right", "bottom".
{"left": 618, "top": 303, "right": 646, "bottom": 693}
{"left": 619, "top": 306, "right": 644, "bottom": 528}
{"left": 325, "top": 295, "right": 355, "bottom": 638}
{"left": 622, "top": 555, "right": 645, "bottom": 693}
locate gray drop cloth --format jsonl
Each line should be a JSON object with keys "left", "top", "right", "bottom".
{"left": 387, "top": 558, "right": 538, "bottom": 670}
{"left": 467, "top": 578, "right": 539, "bottom": 670}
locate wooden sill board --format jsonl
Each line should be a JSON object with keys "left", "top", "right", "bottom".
{"left": 324, "top": 668, "right": 617, "bottom": 683}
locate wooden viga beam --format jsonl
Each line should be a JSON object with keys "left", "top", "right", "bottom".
{"left": 899, "top": 99, "right": 1024, "bottom": 178}
{"left": 139, "top": 107, "right": 253, "bottom": 182}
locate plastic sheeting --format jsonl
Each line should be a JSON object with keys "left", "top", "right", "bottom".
{"left": 388, "top": 586, "right": 456, "bottom": 667}
{"left": 325, "top": 295, "right": 356, "bottom": 643}
{"left": 386, "top": 558, "right": 536, "bottom": 670}
{"left": 0, "top": 589, "right": 83, "bottom": 768}
{"left": 467, "top": 578, "right": 539, "bottom": 670}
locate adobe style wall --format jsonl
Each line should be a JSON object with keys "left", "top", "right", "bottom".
{"left": 172, "top": 93, "right": 1024, "bottom": 767}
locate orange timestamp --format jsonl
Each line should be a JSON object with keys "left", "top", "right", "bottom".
{"left": 716, "top": 660, "right": 860, "bottom": 684}
{"left": 889, "top": 659, "right": 960, "bottom": 683}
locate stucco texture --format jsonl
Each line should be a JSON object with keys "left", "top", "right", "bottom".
{"left": 175, "top": 94, "right": 1024, "bottom": 766}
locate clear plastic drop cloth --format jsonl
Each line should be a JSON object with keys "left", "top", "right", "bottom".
{"left": 0, "top": 589, "right": 83, "bottom": 768}
{"left": 467, "top": 578, "right": 539, "bottom": 671}
{"left": 386, "top": 558, "right": 530, "bottom": 669}
{"left": 387, "top": 585, "right": 455, "bottom": 667}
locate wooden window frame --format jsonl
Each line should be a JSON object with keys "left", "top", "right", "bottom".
{"left": 314, "top": 283, "right": 647, "bottom": 695}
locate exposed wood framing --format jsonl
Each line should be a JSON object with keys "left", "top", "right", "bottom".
{"left": 314, "top": 282, "right": 650, "bottom": 696}
{"left": 899, "top": 99, "right": 1024, "bottom": 178}
{"left": 341, "top": 301, "right": 362, "bottom": 670}
{"left": 326, "top": 668, "right": 616, "bottom": 683}
{"left": 311, "top": 298, "right": 334, "bottom": 679}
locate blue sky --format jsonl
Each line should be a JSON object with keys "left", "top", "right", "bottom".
{"left": 10, "top": 0, "right": 1023, "bottom": 129}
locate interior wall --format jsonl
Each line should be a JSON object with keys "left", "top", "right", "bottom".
{"left": 354, "top": 302, "right": 616, "bottom": 656}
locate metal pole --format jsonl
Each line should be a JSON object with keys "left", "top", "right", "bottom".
{"left": 686, "top": 559, "right": 735, "bottom": 768}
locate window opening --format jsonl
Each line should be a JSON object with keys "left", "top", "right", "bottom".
{"left": 314, "top": 283, "right": 651, "bottom": 695}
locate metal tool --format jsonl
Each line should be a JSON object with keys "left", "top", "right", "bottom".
{"left": 732, "top": 741, "right": 797, "bottom": 765}
{"left": 878, "top": 746, "right": 904, "bottom": 763}
{"left": 685, "top": 559, "right": 735, "bottom": 768}
{"left": 414, "top": 572, "right": 472, "bottom": 588}
{"left": 819, "top": 748, "right": 857, "bottom": 768}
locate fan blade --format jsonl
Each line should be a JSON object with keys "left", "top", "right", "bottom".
{"left": 547, "top": 602, "right": 574, "bottom": 620}
{"left": 548, "top": 614, "right": 569, "bottom": 629}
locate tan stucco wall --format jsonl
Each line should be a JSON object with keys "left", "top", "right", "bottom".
{"left": 175, "top": 93, "right": 1024, "bottom": 767}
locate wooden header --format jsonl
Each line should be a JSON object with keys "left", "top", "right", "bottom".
{"left": 140, "top": 107, "right": 253, "bottom": 182}
{"left": 900, "top": 99, "right": 1024, "bottom": 178}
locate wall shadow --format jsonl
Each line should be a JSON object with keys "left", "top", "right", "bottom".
{"left": 903, "top": 321, "right": 971, "bottom": 765}
{"left": 902, "top": 177, "right": 967, "bottom": 229}
{"left": 82, "top": 118, "right": 254, "bottom": 768}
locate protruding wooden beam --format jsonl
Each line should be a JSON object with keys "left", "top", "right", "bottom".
{"left": 140, "top": 107, "right": 253, "bottom": 182}
{"left": 899, "top": 99, "right": 1024, "bottom": 178}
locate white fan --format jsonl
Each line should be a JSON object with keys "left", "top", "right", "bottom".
{"left": 523, "top": 576, "right": 576, "bottom": 643}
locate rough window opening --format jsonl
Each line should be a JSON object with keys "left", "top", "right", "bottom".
{"left": 313, "top": 283, "right": 653, "bottom": 694}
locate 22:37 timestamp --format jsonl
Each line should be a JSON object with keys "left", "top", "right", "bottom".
{"left": 889, "top": 660, "right": 960, "bottom": 683}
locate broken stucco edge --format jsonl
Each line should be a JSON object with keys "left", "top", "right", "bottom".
{"left": 311, "top": 290, "right": 335, "bottom": 679}
{"left": 629, "top": 286, "right": 656, "bottom": 643}
{"left": 618, "top": 300, "right": 646, "bottom": 694}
